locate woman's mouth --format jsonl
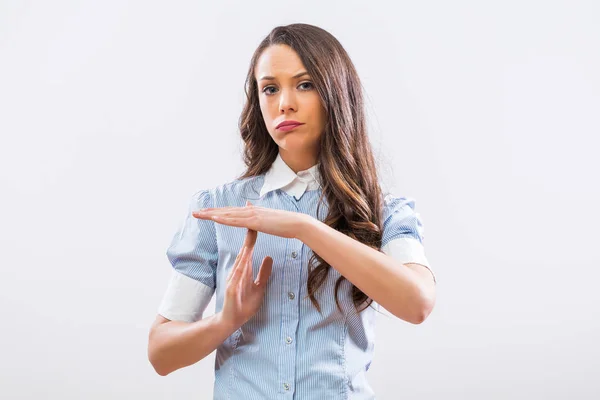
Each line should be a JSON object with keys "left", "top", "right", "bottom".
{"left": 276, "top": 123, "right": 304, "bottom": 132}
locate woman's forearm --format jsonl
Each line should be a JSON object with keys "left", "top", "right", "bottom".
{"left": 296, "top": 216, "right": 433, "bottom": 323}
{"left": 148, "top": 312, "right": 239, "bottom": 376}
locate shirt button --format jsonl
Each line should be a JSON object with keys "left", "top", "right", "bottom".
{"left": 288, "top": 292, "right": 295, "bottom": 300}
{"left": 291, "top": 251, "right": 298, "bottom": 258}
{"left": 285, "top": 336, "right": 293, "bottom": 344}
{"left": 283, "top": 383, "right": 290, "bottom": 391}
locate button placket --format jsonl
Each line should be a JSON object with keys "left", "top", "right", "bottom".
{"left": 279, "top": 239, "right": 301, "bottom": 395}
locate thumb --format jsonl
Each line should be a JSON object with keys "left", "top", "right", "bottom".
{"left": 255, "top": 256, "right": 273, "bottom": 287}
{"left": 246, "top": 200, "right": 253, "bottom": 207}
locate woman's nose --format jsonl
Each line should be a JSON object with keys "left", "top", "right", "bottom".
{"left": 279, "top": 89, "right": 297, "bottom": 112}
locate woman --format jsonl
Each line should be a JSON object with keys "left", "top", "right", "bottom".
{"left": 148, "top": 23, "right": 436, "bottom": 399}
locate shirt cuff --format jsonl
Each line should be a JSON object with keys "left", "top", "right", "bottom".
{"left": 157, "top": 269, "right": 215, "bottom": 322}
{"left": 381, "top": 237, "right": 436, "bottom": 284}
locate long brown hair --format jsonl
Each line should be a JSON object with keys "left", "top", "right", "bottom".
{"left": 237, "top": 23, "right": 384, "bottom": 314}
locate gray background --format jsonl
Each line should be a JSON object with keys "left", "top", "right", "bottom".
{"left": 1, "top": 0, "right": 598, "bottom": 398}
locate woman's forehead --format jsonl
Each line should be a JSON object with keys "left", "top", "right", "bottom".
{"left": 255, "top": 45, "right": 307, "bottom": 79}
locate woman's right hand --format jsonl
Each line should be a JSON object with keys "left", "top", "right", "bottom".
{"left": 220, "top": 220, "right": 273, "bottom": 328}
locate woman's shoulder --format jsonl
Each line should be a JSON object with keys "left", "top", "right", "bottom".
{"left": 380, "top": 189, "right": 418, "bottom": 220}
{"left": 192, "top": 174, "right": 264, "bottom": 205}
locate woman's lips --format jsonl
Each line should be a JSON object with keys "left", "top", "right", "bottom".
{"left": 276, "top": 123, "right": 304, "bottom": 132}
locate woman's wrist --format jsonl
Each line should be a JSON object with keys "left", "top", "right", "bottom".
{"left": 214, "top": 311, "right": 243, "bottom": 334}
{"left": 295, "top": 213, "right": 318, "bottom": 242}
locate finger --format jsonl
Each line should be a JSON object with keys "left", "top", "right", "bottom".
{"left": 242, "top": 227, "right": 258, "bottom": 249}
{"left": 229, "top": 228, "right": 255, "bottom": 285}
{"left": 227, "top": 245, "right": 246, "bottom": 284}
{"left": 239, "top": 234, "right": 255, "bottom": 280}
{"left": 228, "top": 250, "right": 246, "bottom": 289}
{"left": 241, "top": 245, "right": 254, "bottom": 288}
{"left": 238, "top": 257, "right": 249, "bottom": 294}
{"left": 193, "top": 207, "right": 255, "bottom": 222}
{"left": 254, "top": 256, "right": 273, "bottom": 287}
{"left": 202, "top": 207, "right": 255, "bottom": 218}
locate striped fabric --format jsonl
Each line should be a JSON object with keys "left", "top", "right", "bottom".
{"left": 157, "top": 152, "right": 434, "bottom": 399}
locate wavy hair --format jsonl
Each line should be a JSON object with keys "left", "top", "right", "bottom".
{"left": 237, "top": 23, "right": 384, "bottom": 314}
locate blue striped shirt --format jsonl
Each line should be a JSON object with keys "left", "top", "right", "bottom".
{"left": 157, "top": 152, "right": 434, "bottom": 399}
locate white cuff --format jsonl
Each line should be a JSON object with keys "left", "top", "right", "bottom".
{"left": 381, "top": 237, "right": 436, "bottom": 284}
{"left": 157, "top": 270, "right": 215, "bottom": 322}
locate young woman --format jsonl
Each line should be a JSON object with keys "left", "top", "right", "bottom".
{"left": 148, "top": 23, "right": 436, "bottom": 399}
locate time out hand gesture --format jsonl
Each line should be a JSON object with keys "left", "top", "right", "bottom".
{"left": 192, "top": 200, "right": 310, "bottom": 239}
{"left": 221, "top": 215, "right": 273, "bottom": 328}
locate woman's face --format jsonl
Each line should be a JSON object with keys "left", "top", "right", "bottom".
{"left": 255, "top": 44, "right": 326, "bottom": 160}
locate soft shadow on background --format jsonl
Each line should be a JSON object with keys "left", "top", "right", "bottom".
{"left": 0, "top": 1, "right": 598, "bottom": 399}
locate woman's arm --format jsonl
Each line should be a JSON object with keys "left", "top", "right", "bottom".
{"left": 149, "top": 226, "right": 271, "bottom": 376}
{"left": 296, "top": 216, "right": 436, "bottom": 324}
{"left": 148, "top": 312, "right": 239, "bottom": 376}
{"left": 192, "top": 205, "right": 435, "bottom": 323}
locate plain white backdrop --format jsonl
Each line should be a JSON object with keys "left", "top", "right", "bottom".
{"left": 1, "top": 1, "right": 598, "bottom": 399}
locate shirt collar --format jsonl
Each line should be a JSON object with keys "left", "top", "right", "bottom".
{"left": 259, "top": 152, "right": 322, "bottom": 200}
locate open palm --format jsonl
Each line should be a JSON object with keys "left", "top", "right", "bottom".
{"left": 221, "top": 225, "right": 273, "bottom": 327}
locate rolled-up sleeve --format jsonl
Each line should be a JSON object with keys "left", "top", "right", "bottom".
{"left": 380, "top": 194, "right": 436, "bottom": 284}
{"left": 157, "top": 189, "right": 219, "bottom": 322}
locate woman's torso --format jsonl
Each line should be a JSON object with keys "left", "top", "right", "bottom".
{"left": 210, "top": 175, "right": 378, "bottom": 400}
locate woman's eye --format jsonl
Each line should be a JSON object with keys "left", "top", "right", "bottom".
{"left": 262, "top": 82, "right": 314, "bottom": 96}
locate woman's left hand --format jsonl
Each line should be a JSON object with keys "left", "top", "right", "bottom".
{"left": 192, "top": 201, "right": 311, "bottom": 239}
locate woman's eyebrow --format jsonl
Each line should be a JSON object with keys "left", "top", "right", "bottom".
{"left": 259, "top": 71, "right": 310, "bottom": 81}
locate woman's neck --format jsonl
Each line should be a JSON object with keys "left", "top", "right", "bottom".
{"left": 279, "top": 149, "right": 318, "bottom": 173}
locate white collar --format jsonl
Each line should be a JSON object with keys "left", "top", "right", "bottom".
{"left": 259, "top": 152, "right": 322, "bottom": 200}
